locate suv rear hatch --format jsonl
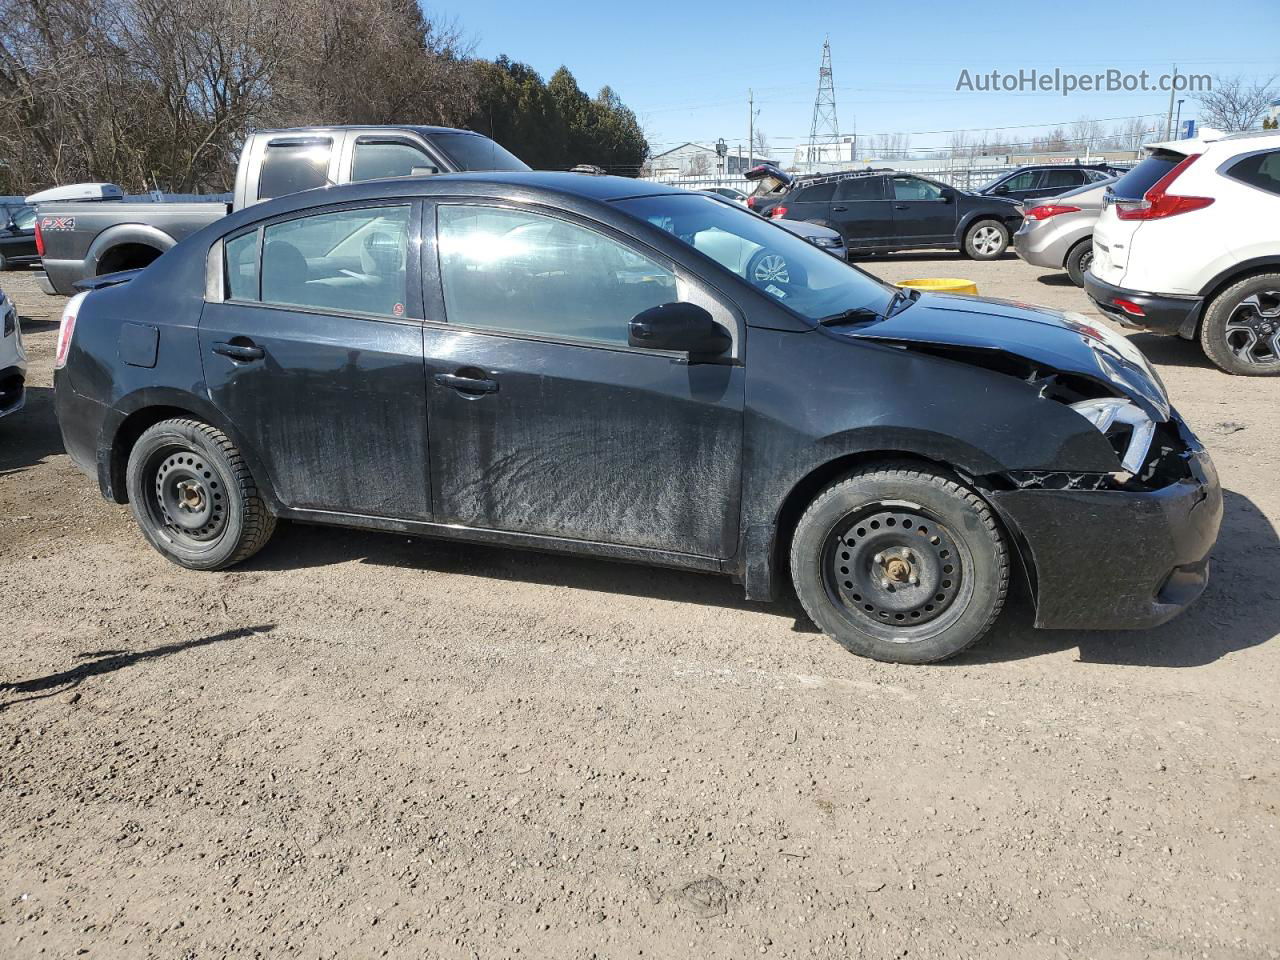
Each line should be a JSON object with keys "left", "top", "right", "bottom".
{"left": 744, "top": 164, "right": 793, "bottom": 214}
{"left": 1092, "top": 148, "right": 1189, "bottom": 285}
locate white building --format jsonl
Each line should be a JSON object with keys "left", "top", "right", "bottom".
{"left": 792, "top": 138, "right": 857, "bottom": 172}
{"left": 647, "top": 142, "right": 780, "bottom": 179}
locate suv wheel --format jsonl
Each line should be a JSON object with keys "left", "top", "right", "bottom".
{"left": 789, "top": 464, "right": 1009, "bottom": 664}
{"left": 1199, "top": 274, "right": 1280, "bottom": 376}
{"left": 1064, "top": 239, "right": 1093, "bottom": 287}
{"left": 126, "top": 418, "right": 277, "bottom": 569}
{"left": 963, "top": 220, "right": 1009, "bottom": 260}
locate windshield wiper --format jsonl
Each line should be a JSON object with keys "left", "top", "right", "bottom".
{"left": 819, "top": 307, "right": 883, "bottom": 327}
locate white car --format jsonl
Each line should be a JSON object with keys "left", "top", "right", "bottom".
{"left": 0, "top": 286, "right": 26, "bottom": 417}
{"left": 1085, "top": 128, "right": 1280, "bottom": 375}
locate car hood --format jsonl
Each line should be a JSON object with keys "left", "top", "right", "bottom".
{"left": 840, "top": 292, "right": 1170, "bottom": 420}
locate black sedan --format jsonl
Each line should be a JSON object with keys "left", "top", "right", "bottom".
{"left": 53, "top": 173, "right": 1221, "bottom": 663}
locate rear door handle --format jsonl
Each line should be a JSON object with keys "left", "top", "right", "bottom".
{"left": 832, "top": 205, "right": 848, "bottom": 212}
{"left": 893, "top": 203, "right": 909, "bottom": 210}
{"left": 212, "top": 341, "right": 264, "bottom": 361}
{"left": 434, "top": 372, "right": 499, "bottom": 394}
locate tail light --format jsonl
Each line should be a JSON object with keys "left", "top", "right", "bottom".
{"left": 35, "top": 218, "right": 44, "bottom": 256}
{"left": 746, "top": 196, "right": 757, "bottom": 209}
{"left": 770, "top": 205, "right": 788, "bottom": 219}
{"left": 54, "top": 291, "right": 87, "bottom": 369}
{"left": 1115, "top": 154, "right": 1214, "bottom": 221}
{"left": 1024, "top": 203, "right": 1080, "bottom": 220}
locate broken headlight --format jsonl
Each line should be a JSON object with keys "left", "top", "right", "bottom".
{"left": 1069, "top": 398, "right": 1156, "bottom": 473}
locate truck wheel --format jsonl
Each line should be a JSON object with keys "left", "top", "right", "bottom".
{"left": 790, "top": 464, "right": 1009, "bottom": 664}
{"left": 1064, "top": 239, "right": 1093, "bottom": 287}
{"left": 1199, "top": 274, "right": 1280, "bottom": 376}
{"left": 126, "top": 418, "right": 276, "bottom": 570}
{"left": 963, "top": 220, "right": 1009, "bottom": 260}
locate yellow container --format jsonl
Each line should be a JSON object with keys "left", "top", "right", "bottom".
{"left": 898, "top": 277, "right": 979, "bottom": 296}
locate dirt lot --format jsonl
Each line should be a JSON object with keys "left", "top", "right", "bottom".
{"left": 1, "top": 256, "right": 1278, "bottom": 960}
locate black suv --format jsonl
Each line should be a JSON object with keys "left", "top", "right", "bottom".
{"left": 746, "top": 166, "right": 1023, "bottom": 260}
{"left": 975, "top": 163, "right": 1128, "bottom": 204}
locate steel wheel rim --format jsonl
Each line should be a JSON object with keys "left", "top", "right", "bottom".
{"left": 821, "top": 504, "right": 970, "bottom": 642}
{"left": 1078, "top": 249, "right": 1093, "bottom": 273}
{"left": 972, "top": 226, "right": 1001, "bottom": 255}
{"left": 1224, "top": 290, "right": 1280, "bottom": 366}
{"left": 753, "top": 254, "right": 790, "bottom": 284}
{"left": 144, "top": 445, "right": 228, "bottom": 547}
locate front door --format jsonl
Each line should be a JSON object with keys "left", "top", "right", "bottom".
{"left": 424, "top": 203, "right": 744, "bottom": 558}
{"left": 199, "top": 201, "right": 431, "bottom": 520}
{"left": 889, "top": 176, "right": 956, "bottom": 245}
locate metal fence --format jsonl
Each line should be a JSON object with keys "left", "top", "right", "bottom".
{"left": 641, "top": 165, "right": 1019, "bottom": 195}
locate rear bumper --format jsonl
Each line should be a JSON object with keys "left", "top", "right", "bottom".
{"left": 36, "top": 258, "right": 85, "bottom": 297}
{"left": 991, "top": 424, "right": 1221, "bottom": 630}
{"left": 1083, "top": 271, "right": 1203, "bottom": 337}
{"left": 1012, "top": 221, "right": 1077, "bottom": 269}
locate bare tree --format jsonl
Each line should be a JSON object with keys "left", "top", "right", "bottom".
{"left": 751, "top": 128, "right": 769, "bottom": 159}
{"left": 1068, "top": 117, "right": 1104, "bottom": 154}
{"left": 1196, "top": 74, "right": 1279, "bottom": 131}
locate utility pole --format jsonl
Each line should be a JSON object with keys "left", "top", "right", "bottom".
{"left": 1174, "top": 98, "right": 1185, "bottom": 138}
{"left": 748, "top": 89, "right": 754, "bottom": 171}
{"left": 1165, "top": 65, "right": 1179, "bottom": 140}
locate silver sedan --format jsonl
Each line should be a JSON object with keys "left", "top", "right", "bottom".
{"left": 1013, "top": 178, "right": 1115, "bottom": 287}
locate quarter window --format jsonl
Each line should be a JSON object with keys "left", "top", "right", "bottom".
{"left": 437, "top": 206, "right": 677, "bottom": 347}
{"left": 1226, "top": 150, "right": 1280, "bottom": 197}
{"left": 257, "top": 139, "right": 333, "bottom": 201}
{"left": 224, "top": 230, "right": 259, "bottom": 301}
{"left": 257, "top": 205, "right": 411, "bottom": 317}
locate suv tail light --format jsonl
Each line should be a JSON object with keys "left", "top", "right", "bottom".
{"left": 1114, "top": 154, "right": 1214, "bottom": 221}
{"left": 746, "top": 196, "right": 757, "bottom": 209}
{"left": 1024, "top": 203, "right": 1080, "bottom": 220}
{"left": 770, "top": 205, "right": 788, "bottom": 219}
{"left": 54, "top": 291, "right": 87, "bottom": 369}
{"left": 34, "top": 218, "right": 44, "bottom": 256}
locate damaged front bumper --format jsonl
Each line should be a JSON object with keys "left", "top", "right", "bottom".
{"left": 989, "top": 418, "right": 1222, "bottom": 630}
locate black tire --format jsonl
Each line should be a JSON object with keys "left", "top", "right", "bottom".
{"left": 0, "top": 253, "right": 8, "bottom": 272}
{"left": 1064, "top": 239, "right": 1093, "bottom": 287}
{"left": 790, "top": 464, "right": 1009, "bottom": 664}
{"left": 1198, "top": 273, "right": 1280, "bottom": 376}
{"left": 963, "top": 219, "right": 1009, "bottom": 260}
{"left": 126, "top": 418, "right": 276, "bottom": 570}
{"left": 746, "top": 247, "right": 807, "bottom": 288}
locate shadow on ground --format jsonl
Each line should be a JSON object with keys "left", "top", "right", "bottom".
{"left": 0, "top": 625, "right": 275, "bottom": 710}
{"left": 0, "top": 386, "right": 65, "bottom": 476}
{"left": 1035, "top": 273, "right": 1075, "bottom": 287}
{"left": 1125, "top": 333, "right": 1214, "bottom": 370}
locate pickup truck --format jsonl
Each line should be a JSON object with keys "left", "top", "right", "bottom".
{"left": 31, "top": 124, "right": 529, "bottom": 296}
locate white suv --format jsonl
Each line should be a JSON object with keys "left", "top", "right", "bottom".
{"left": 0, "top": 285, "right": 26, "bottom": 417}
{"left": 1085, "top": 128, "right": 1280, "bottom": 375}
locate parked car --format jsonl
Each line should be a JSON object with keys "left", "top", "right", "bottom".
{"left": 54, "top": 173, "right": 1220, "bottom": 664}
{"left": 1012, "top": 177, "right": 1116, "bottom": 286}
{"left": 0, "top": 285, "right": 25, "bottom": 417}
{"left": 976, "top": 163, "right": 1127, "bottom": 204}
{"left": 0, "top": 203, "right": 38, "bottom": 271}
{"left": 30, "top": 125, "right": 530, "bottom": 296}
{"left": 1086, "top": 129, "right": 1280, "bottom": 375}
{"left": 703, "top": 186, "right": 748, "bottom": 204}
{"left": 745, "top": 166, "right": 1023, "bottom": 260}
{"left": 774, "top": 218, "right": 847, "bottom": 259}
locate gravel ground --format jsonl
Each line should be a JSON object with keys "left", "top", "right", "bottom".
{"left": 1, "top": 255, "right": 1278, "bottom": 960}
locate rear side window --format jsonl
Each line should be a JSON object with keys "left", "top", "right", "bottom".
{"left": 1225, "top": 150, "right": 1280, "bottom": 197}
{"left": 834, "top": 177, "right": 884, "bottom": 201}
{"left": 1042, "top": 170, "right": 1085, "bottom": 189}
{"left": 352, "top": 140, "right": 438, "bottom": 181}
{"left": 795, "top": 182, "right": 836, "bottom": 202}
{"left": 259, "top": 205, "right": 411, "bottom": 317}
{"left": 1109, "top": 151, "right": 1184, "bottom": 200}
{"left": 257, "top": 139, "right": 333, "bottom": 201}
{"left": 224, "top": 230, "right": 259, "bottom": 300}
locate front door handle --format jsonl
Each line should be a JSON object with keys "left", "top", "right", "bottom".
{"left": 434, "top": 372, "right": 499, "bottom": 395}
{"left": 893, "top": 203, "right": 909, "bottom": 210}
{"left": 212, "top": 341, "right": 265, "bottom": 361}
{"left": 832, "top": 205, "right": 848, "bottom": 212}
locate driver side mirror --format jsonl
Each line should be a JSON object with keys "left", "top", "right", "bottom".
{"left": 410, "top": 165, "right": 439, "bottom": 176}
{"left": 629, "top": 301, "right": 732, "bottom": 355}
{"left": 993, "top": 184, "right": 1009, "bottom": 195}
{"left": 939, "top": 188, "right": 955, "bottom": 204}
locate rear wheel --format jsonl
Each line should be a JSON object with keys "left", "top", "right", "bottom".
{"left": 963, "top": 219, "right": 1009, "bottom": 260}
{"left": 790, "top": 464, "right": 1009, "bottom": 664}
{"left": 126, "top": 418, "right": 276, "bottom": 570}
{"left": 1199, "top": 274, "right": 1280, "bottom": 376}
{"left": 1064, "top": 239, "right": 1093, "bottom": 287}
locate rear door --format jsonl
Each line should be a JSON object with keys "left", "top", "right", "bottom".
{"left": 831, "top": 176, "right": 891, "bottom": 247}
{"left": 423, "top": 202, "right": 745, "bottom": 558}
{"left": 200, "top": 200, "right": 431, "bottom": 520}
{"left": 889, "top": 176, "right": 957, "bottom": 245}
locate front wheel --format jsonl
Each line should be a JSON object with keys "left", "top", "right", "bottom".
{"left": 126, "top": 418, "right": 276, "bottom": 570}
{"left": 790, "top": 464, "right": 1009, "bottom": 664}
{"left": 963, "top": 219, "right": 1009, "bottom": 260}
{"left": 1199, "top": 274, "right": 1280, "bottom": 376}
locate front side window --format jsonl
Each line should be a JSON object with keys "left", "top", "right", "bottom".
{"left": 617, "top": 193, "right": 894, "bottom": 323}
{"left": 1001, "top": 171, "right": 1039, "bottom": 192}
{"left": 10, "top": 205, "right": 35, "bottom": 230}
{"left": 892, "top": 177, "right": 943, "bottom": 201}
{"left": 258, "top": 205, "right": 410, "bottom": 317}
{"left": 437, "top": 206, "right": 677, "bottom": 346}
{"left": 352, "top": 140, "right": 438, "bottom": 181}
{"left": 257, "top": 139, "right": 333, "bottom": 201}
{"left": 1226, "top": 150, "right": 1280, "bottom": 197}
{"left": 426, "top": 134, "right": 530, "bottom": 172}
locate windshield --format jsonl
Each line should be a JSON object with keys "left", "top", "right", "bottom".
{"left": 976, "top": 173, "right": 1007, "bottom": 193}
{"left": 616, "top": 193, "right": 896, "bottom": 322}
{"left": 428, "top": 133, "right": 530, "bottom": 172}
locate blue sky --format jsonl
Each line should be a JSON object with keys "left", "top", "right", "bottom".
{"left": 435, "top": 0, "right": 1278, "bottom": 158}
